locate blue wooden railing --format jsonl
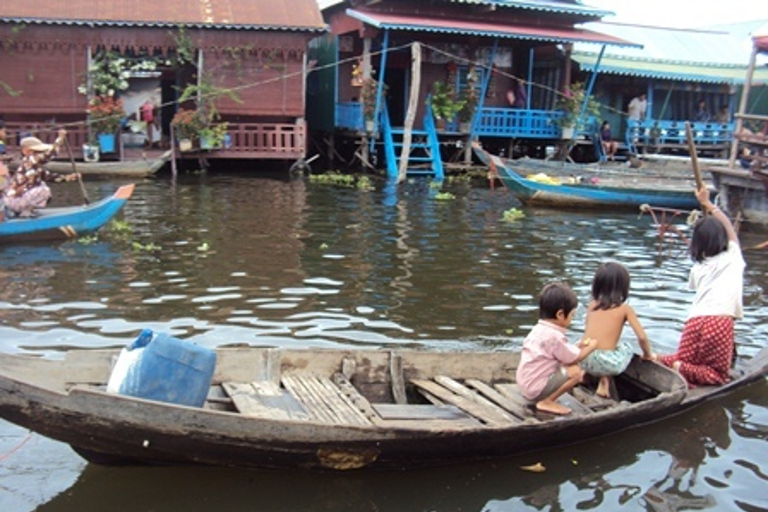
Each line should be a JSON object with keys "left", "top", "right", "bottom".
{"left": 625, "top": 119, "right": 734, "bottom": 154}
{"left": 334, "top": 103, "right": 733, "bottom": 157}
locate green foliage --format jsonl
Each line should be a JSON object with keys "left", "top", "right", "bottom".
{"left": 554, "top": 81, "right": 602, "bottom": 129}
{"left": 502, "top": 208, "right": 526, "bottom": 221}
{"left": 80, "top": 50, "right": 161, "bottom": 97}
{"left": 434, "top": 191, "right": 456, "bottom": 201}
{"left": 430, "top": 82, "right": 464, "bottom": 121}
{"left": 199, "top": 122, "right": 229, "bottom": 148}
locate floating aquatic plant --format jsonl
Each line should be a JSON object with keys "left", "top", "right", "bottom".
{"left": 502, "top": 208, "right": 526, "bottom": 221}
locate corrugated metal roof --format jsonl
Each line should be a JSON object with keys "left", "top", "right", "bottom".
{"left": 575, "top": 22, "right": 757, "bottom": 65}
{"left": 571, "top": 53, "right": 768, "bottom": 84}
{"left": 0, "top": 1, "right": 326, "bottom": 32}
{"left": 444, "top": 0, "right": 613, "bottom": 18}
{"left": 346, "top": 9, "right": 636, "bottom": 47}
{"left": 572, "top": 21, "right": 768, "bottom": 83}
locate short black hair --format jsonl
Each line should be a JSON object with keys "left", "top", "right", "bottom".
{"left": 539, "top": 282, "right": 578, "bottom": 320}
{"left": 591, "top": 261, "right": 630, "bottom": 310}
{"left": 690, "top": 216, "right": 728, "bottom": 262}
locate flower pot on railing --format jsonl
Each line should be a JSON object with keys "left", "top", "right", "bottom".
{"left": 82, "top": 144, "right": 100, "bottom": 162}
{"left": 178, "top": 138, "right": 193, "bottom": 152}
{"left": 97, "top": 133, "right": 116, "bottom": 153}
{"left": 365, "top": 120, "right": 375, "bottom": 133}
{"left": 560, "top": 125, "right": 574, "bottom": 140}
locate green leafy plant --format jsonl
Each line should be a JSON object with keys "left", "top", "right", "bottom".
{"left": 554, "top": 82, "right": 601, "bottom": 129}
{"left": 430, "top": 82, "right": 464, "bottom": 122}
{"left": 199, "top": 122, "right": 229, "bottom": 148}
{"left": 360, "top": 77, "right": 379, "bottom": 122}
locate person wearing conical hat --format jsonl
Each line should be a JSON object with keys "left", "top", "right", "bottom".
{"left": 3, "top": 129, "right": 80, "bottom": 217}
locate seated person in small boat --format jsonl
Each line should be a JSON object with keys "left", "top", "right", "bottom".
{"left": 516, "top": 282, "right": 597, "bottom": 415}
{"left": 655, "top": 187, "right": 744, "bottom": 386}
{"left": 3, "top": 130, "right": 80, "bottom": 217}
{"left": 581, "top": 262, "right": 654, "bottom": 397}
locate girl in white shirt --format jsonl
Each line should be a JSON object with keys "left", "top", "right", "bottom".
{"left": 657, "top": 187, "right": 745, "bottom": 386}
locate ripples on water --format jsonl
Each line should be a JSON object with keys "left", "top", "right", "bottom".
{"left": 0, "top": 174, "right": 766, "bottom": 512}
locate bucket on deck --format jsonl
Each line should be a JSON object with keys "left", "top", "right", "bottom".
{"left": 107, "top": 330, "right": 216, "bottom": 407}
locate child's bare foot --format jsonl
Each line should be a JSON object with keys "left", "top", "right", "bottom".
{"left": 536, "top": 400, "right": 571, "bottom": 415}
{"left": 596, "top": 376, "right": 611, "bottom": 398}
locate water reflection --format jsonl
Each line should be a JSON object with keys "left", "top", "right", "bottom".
{"left": 0, "top": 176, "right": 766, "bottom": 512}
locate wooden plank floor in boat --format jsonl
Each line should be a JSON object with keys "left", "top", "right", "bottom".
{"left": 219, "top": 374, "right": 618, "bottom": 427}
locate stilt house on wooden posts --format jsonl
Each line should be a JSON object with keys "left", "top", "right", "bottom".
{"left": 307, "top": 0, "right": 637, "bottom": 179}
{"left": 0, "top": 1, "right": 326, "bottom": 165}
{"left": 570, "top": 20, "right": 768, "bottom": 161}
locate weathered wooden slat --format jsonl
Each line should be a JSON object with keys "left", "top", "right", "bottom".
{"left": 222, "top": 382, "right": 298, "bottom": 420}
{"left": 434, "top": 376, "right": 519, "bottom": 423}
{"left": 411, "top": 379, "right": 508, "bottom": 427}
{"left": 464, "top": 379, "right": 529, "bottom": 421}
{"left": 282, "top": 375, "right": 371, "bottom": 426}
{"left": 313, "top": 375, "right": 372, "bottom": 425}
{"left": 571, "top": 386, "right": 618, "bottom": 411}
{"left": 372, "top": 403, "right": 471, "bottom": 421}
{"left": 390, "top": 352, "right": 407, "bottom": 405}
{"left": 494, "top": 383, "right": 533, "bottom": 409}
{"left": 281, "top": 375, "right": 341, "bottom": 424}
{"left": 332, "top": 373, "right": 382, "bottom": 425}
{"left": 556, "top": 393, "right": 594, "bottom": 416}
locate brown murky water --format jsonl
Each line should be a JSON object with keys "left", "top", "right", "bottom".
{"left": 1, "top": 172, "right": 766, "bottom": 511}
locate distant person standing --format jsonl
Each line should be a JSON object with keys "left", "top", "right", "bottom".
{"left": 627, "top": 93, "right": 647, "bottom": 122}
{"left": 140, "top": 99, "right": 157, "bottom": 148}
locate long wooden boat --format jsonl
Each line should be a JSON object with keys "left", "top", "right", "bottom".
{"left": 44, "top": 150, "right": 171, "bottom": 178}
{"left": 0, "top": 184, "right": 134, "bottom": 243}
{"left": 0, "top": 344, "right": 766, "bottom": 470}
{"left": 474, "top": 146, "right": 702, "bottom": 210}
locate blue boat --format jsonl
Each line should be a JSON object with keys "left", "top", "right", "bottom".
{"left": 0, "top": 183, "right": 135, "bottom": 243}
{"left": 473, "top": 146, "right": 701, "bottom": 210}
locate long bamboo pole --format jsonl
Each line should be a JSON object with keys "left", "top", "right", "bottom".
{"left": 398, "top": 42, "right": 421, "bottom": 183}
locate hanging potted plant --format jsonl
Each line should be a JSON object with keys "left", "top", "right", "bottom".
{"left": 87, "top": 95, "right": 125, "bottom": 153}
{"left": 430, "top": 81, "right": 464, "bottom": 131}
{"left": 360, "top": 77, "right": 379, "bottom": 132}
{"left": 554, "top": 82, "right": 601, "bottom": 140}
{"left": 171, "top": 108, "right": 206, "bottom": 152}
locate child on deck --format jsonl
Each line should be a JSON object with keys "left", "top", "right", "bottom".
{"left": 581, "top": 262, "right": 654, "bottom": 397}
{"left": 656, "top": 186, "right": 745, "bottom": 386}
{"left": 516, "top": 282, "right": 597, "bottom": 415}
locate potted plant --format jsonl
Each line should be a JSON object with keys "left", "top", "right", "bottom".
{"left": 199, "top": 122, "right": 229, "bottom": 150}
{"left": 554, "top": 82, "right": 601, "bottom": 139}
{"left": 430, "top": 81, "right": 464, "bottom": 130}
{"left": 87, "top": 95, "right": 125, "bottom": 153}
{"left": 171, "top": 108, "right": 206, "bottom": 151}
{"left": 360, "top": 77, "right": 379, "bottom": 132}
{"left": 458, "top": 88, "right": 478, "bottom": 133}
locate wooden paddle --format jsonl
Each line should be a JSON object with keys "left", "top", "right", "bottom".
{"left": 685, "top": 121, "right": 705, "bottom": 191}
{"left": 63, "top": 136, "right": 90, "bottom": 205}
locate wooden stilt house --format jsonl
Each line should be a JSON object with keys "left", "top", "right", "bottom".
{"left": 571, "top": 20, "right": 768, "bottom": 161}
{"left": 308, "top": 0, "right": 635, "bottom": 179}
{"left": 0, "top": 2, "right": 326, "bottom": 165}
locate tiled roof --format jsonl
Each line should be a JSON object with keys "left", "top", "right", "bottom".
{"left": 347, "top": 9, "right": 636, "bottom": 47}
{"left": 0, "top": 1, "right": 326, "bottom": 32}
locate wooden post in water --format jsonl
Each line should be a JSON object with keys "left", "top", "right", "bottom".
{"left": 729, "top": 43, "right": 758, "bottom": 170}
{"left": 399, "top": 42, "right": 421, "bottom": 183}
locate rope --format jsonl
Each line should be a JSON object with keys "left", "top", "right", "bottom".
{"left": 0, "top": 431, "right": 33, "bottom": 462}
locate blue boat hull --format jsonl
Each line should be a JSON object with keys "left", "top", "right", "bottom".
{"left": 0, "top": 184, "right": 135, "bottom": 243}
{"left": 474, "top": 147, "right": 700, "bottom": 210}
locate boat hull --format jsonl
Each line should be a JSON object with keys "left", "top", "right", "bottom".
{"left": 45, "top": 150, "right": 171, "bottom": 178}
{"left": 0, "top": 184, "right": 134, "bottom": 243}
{"left": 1, "top": 346, "right": 765, "bottom": 470}
{"left": 710, "top": 167, "right": 768, "bottom": 225}
{"left": 474, "top": 147, "right": 700, "bottom": 210}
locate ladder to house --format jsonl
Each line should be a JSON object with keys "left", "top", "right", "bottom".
{"left": 381, "top": 106, "right": 444, "bottom": 181}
